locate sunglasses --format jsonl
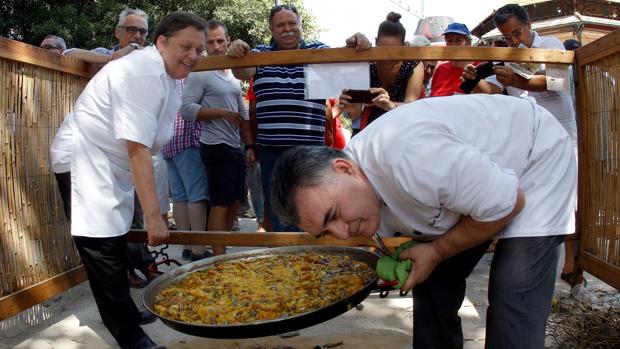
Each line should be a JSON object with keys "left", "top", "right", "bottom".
{"left": 270, "top": 4, "right": 298, "bottom": 18}
{"left": 119, "top": 25, "right": 148, "bottom": 36}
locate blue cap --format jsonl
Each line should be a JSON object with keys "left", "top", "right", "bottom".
{"left": 442, "top": 23, "right": 470, "bottom": 36}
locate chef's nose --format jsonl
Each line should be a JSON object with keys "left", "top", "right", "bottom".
{"left": 326, "top": 220, "right": 350, "bottom": 240}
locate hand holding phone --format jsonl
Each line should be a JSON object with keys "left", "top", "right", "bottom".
{"left": 345, "top": 89, "right": 380, "bottom": 104}
{"left": 459, "top": 62, "right": 504, "bottom": 94}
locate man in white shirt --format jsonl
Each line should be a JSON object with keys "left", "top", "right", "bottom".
{"left": 462, "top": 3, "right": 577, "bottom": 143}
{"left": 270, "top": 95, "right": 576, "bottom": 349}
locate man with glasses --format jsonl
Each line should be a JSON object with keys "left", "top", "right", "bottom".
{"left": 226, "top": 4, "right": 371, "bottom": 232}
{"left": 40, "top": 35, "right": 66, "bottom": 54}
{"left": 64, "top": 8, "right": 148, "bottom": 65}
{"left": 462, "top": 3, "right": 577, "bottom": 144}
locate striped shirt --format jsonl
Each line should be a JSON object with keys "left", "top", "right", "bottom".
{"left": 252, "top": 41, "right": 329, "bottom": 146}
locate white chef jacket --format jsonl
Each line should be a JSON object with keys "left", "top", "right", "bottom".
{"left": 485, "top": 31, "right": 577, "bottom": 143}
{"left": 50, "top": 112, "right": 76, "bottom": 173}
{"left": 71, "top": 46, "right": 180, "bottom": 238}
{"left": 345, "top": 94, "right": 576, "bottom": 239}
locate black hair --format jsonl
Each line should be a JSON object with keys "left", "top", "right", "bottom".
{"left": 563, "top": 39, "right": 581, "bottom": 51}
{"left": 269, "top": 4, "right": 299, "bottom": 26}
{"left": 491, "top": 38, "right": 509, "bottom": 47}
{"left": 377, "top": 12, "right": 406, "bottom": 44}
{"left": 153, "top": 12, "right": 208, "bottom": 43}
{"left": 493, "top": 4, "right": 530, "bottom": 27}
{"left": 271, "top": 146, "right": 349, "bottom": 226}
{"left": 207, "top": 19, "right": 229, "bottom": 37}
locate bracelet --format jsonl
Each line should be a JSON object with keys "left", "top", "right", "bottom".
{"left": 244, "top": 144, "right": 256, "bottom": 151}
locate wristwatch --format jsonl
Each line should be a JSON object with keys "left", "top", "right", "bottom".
{"left": 244, "top": 144, "right": 256, "bottom": 151}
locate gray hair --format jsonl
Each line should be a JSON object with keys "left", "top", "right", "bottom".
{"left": 271, "top": 146, "right": 350, "bottom": 226}
{"left": 117, "top": 8, "right": 149, "bottom": 27}
{"left": 42, "top": 35, "right": 66, "bottom": 50}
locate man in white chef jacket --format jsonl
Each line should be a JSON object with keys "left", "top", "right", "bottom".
{"left": 270, "top": 94, "right": 576, "bottom": 349}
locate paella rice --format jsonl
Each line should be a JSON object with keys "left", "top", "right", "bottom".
{"left": 153, "top": 252, "right": 376, "bottom": 325}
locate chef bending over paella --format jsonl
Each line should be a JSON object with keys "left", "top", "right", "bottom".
{"left": 271, "top": 94, "right": 576, "bottom": 349}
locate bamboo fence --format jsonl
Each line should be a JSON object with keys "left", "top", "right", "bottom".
{"left": 0, "top": 40, "right": 88, "bottom": 299}
{"left": 576, "top": 29, "right": 620, "bottom": 288}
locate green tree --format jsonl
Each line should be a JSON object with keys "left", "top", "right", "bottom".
{"left": 0, "top": 0, "right": 318, "bottom": 50}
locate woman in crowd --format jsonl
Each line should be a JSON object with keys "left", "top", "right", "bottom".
{"left": 340, "top": 12, "right": 424, "bottom": 135}
{"left": 70, "top": 12, "right": 207, "bottom": 349}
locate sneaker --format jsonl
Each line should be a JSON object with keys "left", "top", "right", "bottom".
{"left": 181, "top": 249, "right": 191, "bottom": 261}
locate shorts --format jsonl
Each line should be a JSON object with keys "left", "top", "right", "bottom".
{"left": 166, "top": 147, "right": 209, "bottom": 203}
{"left": 200, "top": 143, "right": 245, "bottom": 207}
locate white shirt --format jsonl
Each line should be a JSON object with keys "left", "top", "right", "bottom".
{"left": 485, "top": 31, "right": 577, "bottom": 143}
{"left": 346, "top": 94, "right": 576, "bottom": 239}
{"left": 50, "top": 112, "right": 76, "bottom": 173}
{"left": 71, "top": 46, "right": 180, "bottom": 238}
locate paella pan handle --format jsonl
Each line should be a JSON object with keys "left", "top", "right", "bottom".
{"left": 374, "top": 279, "right": 410, "bottom": 298}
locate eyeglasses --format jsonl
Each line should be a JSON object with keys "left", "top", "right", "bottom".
{"left": 119, "top": 26, "right": 148, "bottom": 36}
{"left": 501, "top": 24, "right": 527, "bottom": 41}
{"left": 40, "top": 44, "right": 63, "bottom": 50}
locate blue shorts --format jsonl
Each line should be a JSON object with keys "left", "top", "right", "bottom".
{"left": 166, "top": 147, "right": 209, "bottom": 203}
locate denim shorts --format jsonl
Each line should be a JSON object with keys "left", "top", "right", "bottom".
{"left": 200, "top": 143, "right": 245, "bottom": 206}
{"left": 165, "top": 147, "right": 209, "bottom": 203}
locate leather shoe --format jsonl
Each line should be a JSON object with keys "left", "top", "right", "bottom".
{"left": 126, "top": 335, "right": 165, "bottom": 349}
{"left": 139, "top": 310, "right": 157, "bottom": 325}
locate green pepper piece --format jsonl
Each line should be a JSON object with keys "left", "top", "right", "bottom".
{"left": 376, "top": 255, "right": 398, "bottom": 281}
{"left": 395, "top": 259, "right": 412, "bottom": 289}
{"left": 391, "top": 240, "right": 417, "bottom": 259}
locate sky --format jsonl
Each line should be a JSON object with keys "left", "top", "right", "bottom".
{"left": 302, "top": 0, "right": 506, "bottom": 46}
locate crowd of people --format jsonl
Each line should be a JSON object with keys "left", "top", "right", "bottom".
{"left": 39, "top": 3, "right": 581, "bottom": 349}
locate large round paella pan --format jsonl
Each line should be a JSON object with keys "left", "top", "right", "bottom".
{"left": 143, "top": 245, "right": 380, "bottom": 338}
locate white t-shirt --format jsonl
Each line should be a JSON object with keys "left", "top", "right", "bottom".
{"left": 71, "top": 46, "right": 180, "bottom": 238}
{"left": 50, "top": 112, "right": 76, "bottom": 173}
{"left": 485, "top": 31, "right": 577, "bottom": 143}
{"left": 346, "top": 94, "right": 576, "bottom": 239}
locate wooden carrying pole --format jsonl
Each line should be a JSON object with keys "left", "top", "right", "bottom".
{"left": 194, "top": 46, "right": 574, "bottom": 71}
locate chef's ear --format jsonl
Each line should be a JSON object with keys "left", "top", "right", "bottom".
{"left": 332, "top": 158, "right": 355, "bottom": 175}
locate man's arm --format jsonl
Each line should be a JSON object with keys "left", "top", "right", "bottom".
{"left": 399, "top": 187, "right": 525, "bottom": 290}
{"left": 65, "top": 48, "right": 111, "bottom": 64}
{"left": 127, "top": 140, "right": 169, "bottom": 246}
{"left": 493, "top": 66, "right": 547, "bottom": 92}
{"left": 227, "top": 39, "right": 257, "bottom": 80}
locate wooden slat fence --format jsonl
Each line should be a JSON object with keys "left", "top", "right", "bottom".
{"left": 576, "top": 29, "right": 620, "bottom": 289}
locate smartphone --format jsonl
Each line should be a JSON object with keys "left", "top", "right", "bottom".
{"left": 459, "top": 62, "right": 505, "bottom": 94}
{"left": 346, "top": 89, "right": 379, "bottom": 104}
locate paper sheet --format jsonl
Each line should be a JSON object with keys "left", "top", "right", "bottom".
{"left": 305, "top": 62, "right": 370, "bottom": 99}
{"left": 546, "top": 63, "right": 570, "bottom": 91}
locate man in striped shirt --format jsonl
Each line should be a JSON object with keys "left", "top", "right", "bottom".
{"left": 227, "top": 3, "right": 371, "bottom": 231}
